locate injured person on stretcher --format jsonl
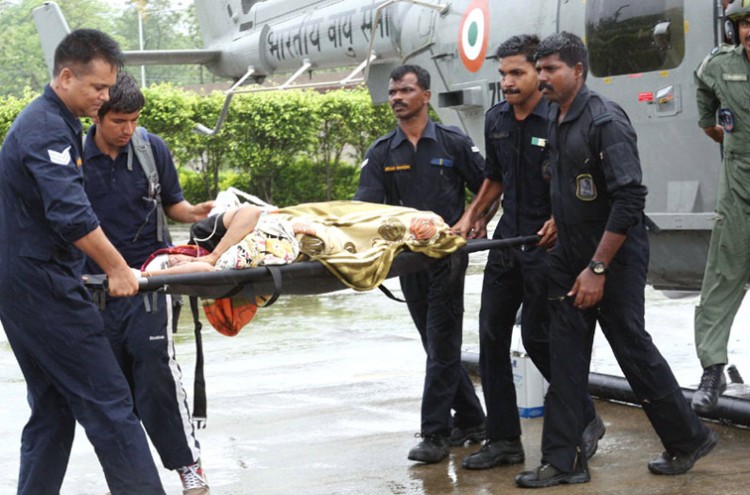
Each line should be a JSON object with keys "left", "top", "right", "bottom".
{"left": 138, "top": 200, "right": 469, "bottom": 293}
{"left": 141, "top": 204, "right": 266, "bottom": 277}
{"left": 136, "top": 200, "right": 470, "bottom": 337}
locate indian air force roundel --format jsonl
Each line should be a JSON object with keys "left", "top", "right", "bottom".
{"left": 458, "top": 0, "right": 489, "bottom": 73}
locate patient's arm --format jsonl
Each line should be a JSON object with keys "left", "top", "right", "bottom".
{"left": 198, "top": 205, "right": 263, "bottom": 265}
{"left": 142, "top": 259, "right": 216, "bottom": 277}
{"left": 139, "top": 205, "right": 264, "bottom": 278}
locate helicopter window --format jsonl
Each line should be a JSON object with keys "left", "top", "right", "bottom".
{"left": 586, "top": 0, "right": 685, "bottom": 77}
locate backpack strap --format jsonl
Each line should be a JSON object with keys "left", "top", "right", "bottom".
{"left": 130, "top": 127, "right": 171, "bottom": 244}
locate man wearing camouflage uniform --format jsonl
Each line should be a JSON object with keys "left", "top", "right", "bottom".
{"left": 692, "top": 0, "right": 750, "bottom": 414}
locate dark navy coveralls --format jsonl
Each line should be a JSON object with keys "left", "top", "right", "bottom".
{"left": 479, "top": 97, "right": 596, "bottom": 442}
{"left": 0, "top": 86, "right": 164, "bottom": 494}
{"left": 84, "top": 125, "right": 201, "bottom": 471}
{"left": 541, "top": 86, "right": 709, "bottom": 472}
{"left": 355, "top": 120, "right": 486, "bottom": 436}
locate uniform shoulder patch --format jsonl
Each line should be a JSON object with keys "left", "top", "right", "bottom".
{"left": 48, "top": 146, "right": 72, "bottom": 166}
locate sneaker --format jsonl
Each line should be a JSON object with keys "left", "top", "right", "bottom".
{"left": 178, "top": 461, "right": 210, "bottom": 495}
{"left": 462, "top": 438, "right": 525, "bottom": 469}
{"left": 448, "top": 422, "right": 486, "bottom": 447}
{"left": 515, "top": 456, "right": 590, "bottom": 488}
{"left": 647, "top": 430, "right": 718, "bottom": 475}
{"left": 691, "top": 364, "right": 726, "bottom": 414}
{"left": 408, "top": 434, "right": 450, "bottom": 464}
{"left": 582, "top": 414, "right": 606, "bottom": 459}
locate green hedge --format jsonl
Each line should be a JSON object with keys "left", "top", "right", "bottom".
{"left": 0, "top": 86, "right": 396, "bottom": 207}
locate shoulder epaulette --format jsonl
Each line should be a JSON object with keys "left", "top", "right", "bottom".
{"left": 371, "top": 129, "right": 397, "bottom": 148}
{"left": 485, "top": 100, "right": 511, "bottom": 118}
{"left": 592, "top": 112, "right": 613, "bottom": 127}
{"left": 697, "top": 44, "right": 735, "bottom": 77}
{"left": 710, "top": 43, "right": 734, "bottom": 57}
{"left": 435, "top": 122, "right": 466, "bottom": 137}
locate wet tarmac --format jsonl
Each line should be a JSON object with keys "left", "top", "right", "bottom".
{"left": 1, "top": 250, "right": 750, "bottom": 494}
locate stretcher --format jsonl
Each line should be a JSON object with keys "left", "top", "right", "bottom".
{"left": 85, "top": 236, "right": 540, "bottom": 301}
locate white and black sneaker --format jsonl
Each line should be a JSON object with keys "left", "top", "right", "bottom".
{"left": 178, "top": 461, "right": 210, "bottom": 495}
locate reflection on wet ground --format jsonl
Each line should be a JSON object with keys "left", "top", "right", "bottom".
{"left": 1, "top": 251, "right": 750, "bottom": 493}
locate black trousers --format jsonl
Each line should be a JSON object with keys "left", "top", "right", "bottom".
{"left": 542, "top": 255, "right": 708, "bottom": 472}
{"left": 478, "top": 245, "right": 597, "bottom": 441}
{"left": 400, "top": 253, "right": 486, "bottom": 436}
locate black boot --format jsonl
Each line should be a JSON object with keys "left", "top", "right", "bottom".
{"left": 408, "top": 434, "right": 449, "bottom": 463}
{"left": 462, "top": 438, "right": 525, "bottom": 469}
{"left": 582, "top": 415, "right": 606, "bottom": 459}
{"left": 448, "top": 422, "right": 486, "bottom": 447}
{"left": 691, "top": 364, "right": 726, "bottom": 414}
{"left": 515, "top": 449, "right": 590, "bottom": 488}
{"left": 648, "top": 430, "right": 718, "bottom": 475}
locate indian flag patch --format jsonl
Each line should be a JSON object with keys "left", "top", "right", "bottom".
{"left": 458, "top": 0, "right": 489, "bottom": 73}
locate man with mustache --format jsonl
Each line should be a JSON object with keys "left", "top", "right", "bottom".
{"left": 515, "top": 32, "right": 716, "bottom": 488}
{"left": 453, "top": 34, "right": 603, "bottom": 471}
{"left": 691, "top": 0, "right": 750, "bottom": 415}
{"left": 84, "top": 71, "right": 214, "bottom": 494}
{"left": 0, "top": 29, "right": 165, "bottom": 494}
{"left": 355, "top": 64, "right": 486, "bottom": 463}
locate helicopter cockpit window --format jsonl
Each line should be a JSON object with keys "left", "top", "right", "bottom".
{"left": 586, "top": 0, "right": 685, "bottom": 77}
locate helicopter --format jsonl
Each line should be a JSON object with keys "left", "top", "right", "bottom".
{"left": 33, "top": 0, "right": 727, "bottom": 292}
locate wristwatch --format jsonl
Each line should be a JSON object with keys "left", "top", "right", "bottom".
{"left": 588, "top": 260, "right": 608, "bottom": 275}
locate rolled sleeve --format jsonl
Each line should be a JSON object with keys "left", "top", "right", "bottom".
{"left": 462, "top": 141, "right": 486, "bottom": 194}
{"left": 598, "top": 118, "right": 647, "bottom": 234}
{"left": 695, "top": 78, "right": 720, "bottom": 129}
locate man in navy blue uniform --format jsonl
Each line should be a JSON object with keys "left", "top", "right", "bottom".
{"left": 515, "top": 32, "right": 716, "bottom": 488}
{"left": 84, "top": 72, "right": 214, "bottom": 495}
{"left": 0, "top": 29, "right": 164, "bottom": 494}
{"left": 355, "top": 64, "right": 486, "bottom": 463}
{"left": 453, "top": 34, "right": 603, "bottom": 471}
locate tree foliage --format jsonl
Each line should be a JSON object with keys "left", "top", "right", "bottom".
{"left": 0, "top": 0, "right": 207, "bottom": 97}
{"left": 0, "top": 89, "right": 35, "bottom": 139}
{"left": 0, "top": 0, "right": 115, "bottom": 96}
{"left": 114, "top": 0, "right": 207, "bottom": 86}
{"left": 226, "top": 91, "right": 321, "bottom": 205}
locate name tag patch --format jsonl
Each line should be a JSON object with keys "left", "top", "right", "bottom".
{"left": 576, "top": 174, "right": 598, "bottom": 201}
{"left": 722, "top": 73, "right": 748, "bottom": 82}
{"left": 430, "top": 158, "right": 454, "bottom": 168}
{"left": 384, "top": 164, "right": 412, "bottom": 173}
{"left": 531, "top": 137, "right": 547, "bottom": 148}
